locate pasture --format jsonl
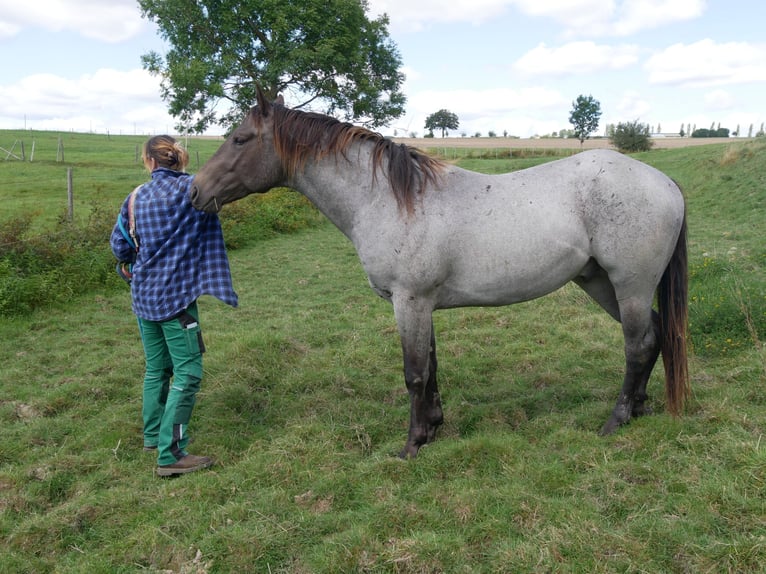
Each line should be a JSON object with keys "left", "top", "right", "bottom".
{"left": 0, "top": 131, "right": 764, "bottom": 572}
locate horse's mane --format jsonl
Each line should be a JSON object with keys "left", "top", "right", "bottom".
{"left": 263, "top": 104, "right": 445, "bottom": 214}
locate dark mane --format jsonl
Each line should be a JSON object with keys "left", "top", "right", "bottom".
{"left": 261, "top": 104, "right": 445, "bottom": 214}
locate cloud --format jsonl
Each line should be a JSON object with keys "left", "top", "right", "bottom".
{"left": 0, "top": 69, "right": 178, "bottom": 133}
{"left": 646, "top": 39, "right": 766, "bottom": 87}
{"left": 0, "top": 0, "right": 145, "bottom": 42}
{"left": 401, "top": 86, "right": 570, "bottom": 137}
{"left": 368, "top": 0, "right": 513, "bottom": 29}
{"left": 614, "top": 91, "right": 651, "bottom": 120}
{"left": 514, "top": 41, "right": 640, "bottom": 76}
{"left": 370, "top": 0, "right": 705, "bottom": 36}
{"left": 611, "top": 0, "right": 706, "bottom": 36}
{"left": 703, "top": 89, "right": 735, "bottom": 111}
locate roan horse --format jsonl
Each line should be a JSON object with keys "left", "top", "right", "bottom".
{"left": 192, "top": 91, "right": 689, "bottom": 458}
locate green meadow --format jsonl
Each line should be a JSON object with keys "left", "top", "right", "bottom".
{"left": 0, "top": 131, "right": 764, "bottom": 572}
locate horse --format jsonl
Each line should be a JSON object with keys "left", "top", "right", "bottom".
{"left": 191, "top": 90, "right": 689, "bottom": 459}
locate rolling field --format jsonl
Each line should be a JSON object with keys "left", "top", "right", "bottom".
{"left": 0, "top": 131, "right": 764, "bottom": 572}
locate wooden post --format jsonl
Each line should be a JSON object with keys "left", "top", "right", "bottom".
{"left": 20, "top": 141, "right": 25, "bottom": 161}
{"left": 67, "top": 168, "right": 74, "bottom": 221}
{"left": 196, "top": 150, "right": 200, "bottom": 170}
{"left": 30, "top": 140, "right": 35, "bottom": 162}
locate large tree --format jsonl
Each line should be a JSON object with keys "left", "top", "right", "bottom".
{"left": 568, "top": 94, "right": 602, "bottom": 145}
{"left": 424, "top": 109, "right": 459, "bottom": 138}
{"left": 139, "top": 0, "right": 406, "bottom": 133}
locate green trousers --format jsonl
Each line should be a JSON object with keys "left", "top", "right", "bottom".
{"left": 138, "top": 302, "right": 204, "bottom": 466}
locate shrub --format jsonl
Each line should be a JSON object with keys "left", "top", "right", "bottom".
{"left": 0, "top": 203, "right": 118, "bottom": 316}
{"left": 218, "top": 187, "right": 324, "bottom": 249}
{"left": 610, "top": 120, "right": 654, "bottom": 152}
{"left": 0, "top": 189, "right": 323, "bottom": 317}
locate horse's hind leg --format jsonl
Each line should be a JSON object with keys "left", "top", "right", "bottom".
{"left": 600, "top": 296, "right": 661, "bottom": 435}
{"left": 574, "top": 268, "right": 659, "bottom": 432}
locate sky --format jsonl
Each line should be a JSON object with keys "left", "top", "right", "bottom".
{"left": 1, "top": 0, "right": 765, "bottom": 138}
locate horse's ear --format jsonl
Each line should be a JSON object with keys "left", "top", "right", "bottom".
{"left": 256, "top": 86, "right": 271, "bottom": 116}
{"left": 275, "top": 94, "right": 284, "bottom": 107}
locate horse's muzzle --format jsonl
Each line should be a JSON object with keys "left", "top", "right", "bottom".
{"left": 190, "top": 185, "right": 220, "bottom": 213}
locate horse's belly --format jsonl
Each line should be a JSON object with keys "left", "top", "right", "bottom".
{"left": 436, "top": 240, "right": 590, "bottom": 308}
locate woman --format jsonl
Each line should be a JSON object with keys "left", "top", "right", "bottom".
{"left": 111, "top": 135, "right": 238, "bottom": 476}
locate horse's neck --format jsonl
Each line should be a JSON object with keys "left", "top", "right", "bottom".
{"left": 290, "top": 145, "right": 393, "bottom": 240}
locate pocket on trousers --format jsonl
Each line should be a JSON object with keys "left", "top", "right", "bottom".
{"left": 181, "top": 322, "right": 206, "bottom": 355}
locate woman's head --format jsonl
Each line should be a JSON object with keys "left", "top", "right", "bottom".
{"left": 143, "top": 135, "right": 189, "bottom": 172}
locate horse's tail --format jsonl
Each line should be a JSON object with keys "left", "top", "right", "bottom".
{"left": 658, "top": 209, "right": 690, "bottom": 416}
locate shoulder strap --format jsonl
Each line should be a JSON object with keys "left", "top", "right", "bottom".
{"left": 128, "top": 185, "right": 141, "bottom": 252}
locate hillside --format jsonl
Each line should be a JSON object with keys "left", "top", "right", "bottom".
{"left": 0, "top": 138, "right": 764, "bottom": 573}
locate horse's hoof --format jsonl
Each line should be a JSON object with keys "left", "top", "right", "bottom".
{"left": 398, "top": 443, "right": 420, "bottom": 459}
{"left": 599, "top": 415, "right": 628, "bottom": 436}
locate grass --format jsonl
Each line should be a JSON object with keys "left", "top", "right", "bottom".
{"left": 0, "top": 135, "right": 764, "bottom": 572}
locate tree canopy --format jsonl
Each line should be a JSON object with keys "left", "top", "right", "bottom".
{"left": 139, "top": 0, "right": 406, "bottom": 133}
{"left": 568, "top": 95, "right": 602, "bottom": 145}
{"left": 424, "top": 109, "right": 459, "bottom": 138}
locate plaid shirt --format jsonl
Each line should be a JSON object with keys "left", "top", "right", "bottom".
{"left": 110, "top": 168, "right": 238, "bottom": 321}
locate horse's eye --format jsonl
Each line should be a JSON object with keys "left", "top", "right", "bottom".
{"left": 232, "top": 134, "right": 250, "bottom": 146}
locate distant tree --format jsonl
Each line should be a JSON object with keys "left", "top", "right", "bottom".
{"left": 610, "top": 120, "right": 654, "bottom": 152}
{"left": 679, "top": 123, "right": 685, "bottom": 137}
{"left": 424, "top": 109, "right": 459, "bottom": 137}
{"left": 569, "top": 94, "right": 602, "bottom": 145}
{"left": 748, "top": 124, "right": 753, "bottom": 138}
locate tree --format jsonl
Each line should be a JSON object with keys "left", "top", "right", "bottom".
{"left": 568, "top": 94, "right": 602, "bottom": 145}
{"left": 424, "top": 109, "right": 459, "bottom": 137}
{"left": 610, "top": 120, "right": 654, "bottom": 153}
{"left": 139, "top": 0, "right": 406, "bottom": 133}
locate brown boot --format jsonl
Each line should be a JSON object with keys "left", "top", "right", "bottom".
{"left": 157, "top": 454, "right": 213, "bottom": 476}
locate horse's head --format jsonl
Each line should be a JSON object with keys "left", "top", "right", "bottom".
{"left": 191, "top": 89, "right": 285, "bottom": 213}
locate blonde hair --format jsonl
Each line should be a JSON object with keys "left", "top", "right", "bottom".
{"left": 143, "top": 135, "right": 189, "bottom": 172}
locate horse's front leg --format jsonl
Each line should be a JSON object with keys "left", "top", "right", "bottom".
{"left": 393, "top": 295, "right": 443, "bottom": 458}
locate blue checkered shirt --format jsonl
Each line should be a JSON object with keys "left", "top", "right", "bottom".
{"left": 110, "top": 168, "right": 238, "bottom": 321}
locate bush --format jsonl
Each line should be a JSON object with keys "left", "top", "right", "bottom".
{"left": 610, "top": 120, "right": 654, "bottom": 152}
{"left": 692, "top": 127, "right": 730, "bottom": 138}
{"left": 218, "top": 187, "right": 324, "bottom": 249}
{"left": 0, "top": 203, "right": 119, "bottom": 316}
{"left": 0, "top": 189, "right": 323, "bottom": 317}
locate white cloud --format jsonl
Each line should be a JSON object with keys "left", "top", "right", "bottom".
{"left": 0, "top": 69, "right": 178, "bottom": 133}
{"left": 368, "top": 0, "right": 513, "bottom": 29}
{"left": 0, "top": 0, "right": 145, "bottom": 42}
{"left": 612, "top": 0, "right": 706, "bottom": 36}
{"left": 370, "top": 0, "right": 705, "bottom": 36}
{"left": 615, "top": 91, "right": 652, "bottom": 120}
{"left": 646, "top": 39, "right": 766, "bottom": 87}
{"left": 401, "top": 86, "right": 569, "bottom": 137}
{"left": 514, "top": 41, "right": 640, "bottom": 76}
{"left": 703, "top": 89, "right": 735, "bottom": 111}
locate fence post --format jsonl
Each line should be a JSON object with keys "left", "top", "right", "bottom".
{"left": 30, "top": 140, "right": 35, "bottom": 162}
{"left": 67, "top": 168, "right": 74, "bottom": 221}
